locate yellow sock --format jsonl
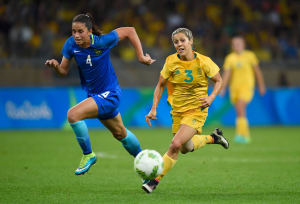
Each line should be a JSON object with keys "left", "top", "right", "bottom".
{"left": 156, "top": 153, "right": 177, "bottom": 181}
{"left": 236, "top": 117, "right": 250, "bottom": 137}
{"left": 191, "top": 135, "right": 213, "bottom": 150}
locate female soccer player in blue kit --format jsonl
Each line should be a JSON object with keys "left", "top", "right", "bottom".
{"left": 45, "top": 13, "right": 155, "bottom": 175}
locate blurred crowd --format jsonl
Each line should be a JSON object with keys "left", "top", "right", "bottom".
{"left": 0, "top": 0, "right": 299, "bottom": 62}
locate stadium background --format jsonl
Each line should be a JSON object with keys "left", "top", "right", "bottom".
{"left": 1, "top": 0, "right": 300, "bottom": 203}
{"left": 0, "top": 0, "right": 300, "bottom": 128}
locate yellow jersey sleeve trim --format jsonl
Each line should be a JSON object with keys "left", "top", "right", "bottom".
{"left": 160, "top": 70, "right": 169, "bottom": 80}
{"left": 223, "top": 54, "right": 232, "bottom": 70}
{"left": 250, "top": 51, "right": 259, "bottom": 67}
{"left": 160, "top": 55, "right": 172, "bottom": 80}
{"left": 91, "top": 34, "right": 95, "bottom": 45}
{"left": 205, "top": 58, "right": 220, "bottom": 78}
{"left": 160, "top": 73, "right": 169, "bottom": 80}
{"left": 207, "top": 69, "right": 219, "bottom": 78}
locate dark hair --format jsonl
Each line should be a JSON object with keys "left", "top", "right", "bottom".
{"left": 72, "top": 13, "right": 102, "bottom": 36}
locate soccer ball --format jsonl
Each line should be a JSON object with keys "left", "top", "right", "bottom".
{"left": 134, "top": 149, "right": 164, "bottom": 180}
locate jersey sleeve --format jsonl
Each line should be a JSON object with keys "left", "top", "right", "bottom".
{"left": 203, "top": 57, "right": 220, "bottom": 78}
{"left": 61, "top": 37, "right": 74, "bottom": 59}
{"left": 160, "top": 57, "right": 172, "bottom": 80}
{"left": 250, "top": 52, "right": 259, "bottom": 67}
{"left": 93, "top": 30, "right": 119, "bottom": 49}
{"left": 223, "top": 55, "right": 231, "bottom": 70}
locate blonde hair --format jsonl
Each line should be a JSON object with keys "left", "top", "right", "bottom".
{"left": 171, "top": 28, "right": 193, "bottom": 41}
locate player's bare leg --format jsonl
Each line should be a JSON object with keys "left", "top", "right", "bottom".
{"left": 142, "top": 125, "right": 195, "bottom": 193}
{"left": 101, "top": 113, "right": 142, "bottom": 157}
{"left": 68, "top": 97, "right": 99, "bottom": 175}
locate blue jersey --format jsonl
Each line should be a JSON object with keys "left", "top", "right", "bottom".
{"left": 62, "top": 30, "right": 121, "bottom": 95}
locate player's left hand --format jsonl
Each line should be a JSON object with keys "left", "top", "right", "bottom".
{"left": 140, "top": 53, "right": 156, "bottom": 65}
{"left": 199, "top": 96, "right": 213, "bottom": 109}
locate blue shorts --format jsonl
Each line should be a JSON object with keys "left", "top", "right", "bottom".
{"left": 89, "top": 90, "right": 120, "bottom": 120}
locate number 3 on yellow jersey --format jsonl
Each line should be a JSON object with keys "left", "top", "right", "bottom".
{"left": 184, "top": 70, "right": 193, "bottom": 83}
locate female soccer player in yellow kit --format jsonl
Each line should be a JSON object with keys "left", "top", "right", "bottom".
{"left": 220, "top": 36, "right": 266, "bottom": 144}
{"left": 142, "top": 28, "right": 229, "bottom": 193}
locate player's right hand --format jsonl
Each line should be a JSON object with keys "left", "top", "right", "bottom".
{"left": 259, "top": 85, "right": 266, "bottom": 96}
{"left": 45, "top": 59, "right": 59, "bottom": 69}
{"left": 140, "top": 53, "right": 156, "bottom": 65}
{"left": 145, "top": 109, "right": 157, "bottom": 127}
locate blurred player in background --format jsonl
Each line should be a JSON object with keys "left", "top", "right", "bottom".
{"left": 45, "top": 13, "right": 155, "bottom": 175}
{"left": 143, "top": 28, "right": 229, "bottom": 193}
{"left": 220, "top": 36, "right": 266, "bottom": 144}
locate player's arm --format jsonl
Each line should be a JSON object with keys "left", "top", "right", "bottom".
{"left": 220, "top": 69, "right": 231, "bottom": 97}
{"left": 45, "top": 56, "right": 70, "bottom": 76}
{"left": 200, "top": 73, "right": 223, "bottom": 109}
{"left": 115, "top": 27, "right": 155, "bottom": 65}
{"left": 145, "top": 75, "right": 167, "bottom": 126}
{"left": 253, "top": 65, "right": 266, "bottom": 96}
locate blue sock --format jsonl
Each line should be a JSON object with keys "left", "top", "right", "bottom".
{"left": 120, "top": 129, "right": 142, "bottom": 157}
{"left": 70, "top": 121, "right": 92, "bottom": 155}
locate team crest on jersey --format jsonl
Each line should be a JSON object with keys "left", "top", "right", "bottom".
{"left": 197, "top": 68, "right": 202, "bottom": 75}
{"left": 94, "top": 49, "right": 102, "bottom": 55}
{"left": 175, "top": 70, "right": 180, "bottom": 75}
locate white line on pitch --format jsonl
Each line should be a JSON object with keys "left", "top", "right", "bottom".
{"left": 95, "top": 152, "right": 118, "bottom": 159}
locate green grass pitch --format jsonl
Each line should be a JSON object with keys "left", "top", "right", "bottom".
{"left": 1, "top": 126, "right": 300, "bottom": 203}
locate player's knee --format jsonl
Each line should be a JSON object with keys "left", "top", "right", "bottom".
{"left": 112, "top": 126, "right": 126, "bottom": 140}
{"left": 67, "top": 108, "right": 79, "bottom": 123}
{"left": 235, "top": 101, "right": 246, "bottom": 117}
{"left": 236, "top": 109, "right": 245, "bottom": 117}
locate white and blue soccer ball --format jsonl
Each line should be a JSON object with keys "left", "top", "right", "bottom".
{"left": 134, "top": 149, "right": 164, "bottom": 180}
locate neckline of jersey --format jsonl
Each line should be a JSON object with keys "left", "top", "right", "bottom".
{"left": 177, "top": 52, "right": 197, "bottom": 63}
{"left": 90, "top": 34, "right": 95, "bottom": 46}
{"left": 234, "top": 50, "right": 245, "bottom": 56}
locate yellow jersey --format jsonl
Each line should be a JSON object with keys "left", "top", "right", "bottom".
{"left": 223, "top": 50, "right": 258, "bottom": 89}
{"left": 161, "top": 52, "right": 220, "bottom": 113}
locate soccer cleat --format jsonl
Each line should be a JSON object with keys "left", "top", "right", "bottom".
{"left": 142, "top": 179, "right": 159, "bottom": 193}
{"left": 142, "top": 179, "right": 150, "bottom": 184}
{"left": 75, "top": 152, "right": 97, "bottom": 175}
{"left": 211, "top": 128, "right": 229, "bottom": 149}
{"left": 234, "top": 135, "right": 251, "bottom": 144}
